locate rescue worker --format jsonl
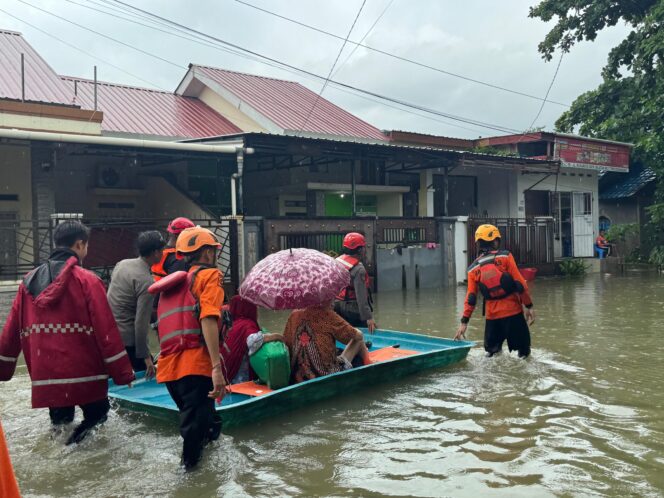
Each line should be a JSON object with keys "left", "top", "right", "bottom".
{"left": 151, "top": 226, "right": 226, "bottom": 470}
{"left": 151, "top": 217, "right": 195, "bottom": 281}
{"left": 0, "top": 220, "right": 135, "bottom": 445}
{"left": 107, "top": 231, "right": 165, "bottom": 376}
{"left": 454, "top": 224, "right": 536, "bottom": 358}
{"left": 334, "top": 233, "right": 377, "bottom": 333}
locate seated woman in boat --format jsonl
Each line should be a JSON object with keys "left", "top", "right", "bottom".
{"left": 222, "top": 295, "right": 284, "bottom": 383}
{"left": 283, "top": 301, "right": 371, "bottom": 383}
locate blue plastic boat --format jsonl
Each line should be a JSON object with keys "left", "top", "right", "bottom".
{"left": 109, "top": 329, "right": 474, "bottom": 430}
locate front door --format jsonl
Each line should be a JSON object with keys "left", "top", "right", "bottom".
{"left": 572, "top": 192, "right": 593, "bottom": 257}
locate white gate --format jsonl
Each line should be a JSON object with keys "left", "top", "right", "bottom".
{"left": 572, "top": 192, "right": 594, "bottom": 257}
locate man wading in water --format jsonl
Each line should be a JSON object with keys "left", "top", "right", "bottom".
{"left": 454, "top": 224, "right": 535, "bottom": 358}
{"left": 0, "top": 220, "right": 134, "bottom": 444}
{"left": 151, "top": 226, "right": 226, "bottom": 470}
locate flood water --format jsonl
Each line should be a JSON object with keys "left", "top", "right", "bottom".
{"left": 1, "top": 272, "right": 663, "bottom": 497}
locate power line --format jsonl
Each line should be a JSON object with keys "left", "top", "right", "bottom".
{"left": 104, "top": 0, "right": 532, "bottom": 135}
{"left": 233, "top": 0, "right": 569, "bottom": 107}
{"left": 517, "top": 52, "right": 564, "bottom": 144}
{"left": 297, "top": 0, "right": 367, "bottom": 135}
{"left": 332, "top": 0, "right": 395, "bottom": 78}
{"left": 16, "top": 0, "right": 184, "bottom": 70}
{"left": 16, "top": 0, "right": 546, "bottom": 138}
{"left": 0, "top": 7, "right": 167, "bottom": 90}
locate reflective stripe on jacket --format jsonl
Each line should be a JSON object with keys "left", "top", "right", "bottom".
{"left": 155, "top": 272, "right": 204, "bottom": 357}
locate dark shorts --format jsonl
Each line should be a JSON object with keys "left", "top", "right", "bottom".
{"left": 484, "top": 312, "right": 531, "bottom": 358}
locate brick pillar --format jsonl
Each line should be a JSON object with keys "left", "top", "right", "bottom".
{"left": 30, "top": 146, "right": 56, "bottom": 262}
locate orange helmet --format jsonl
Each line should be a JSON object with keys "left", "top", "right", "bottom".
{"left": 475, "top": 224, "right": 501, "bottom": 242}
{"left": 343, "top": 232, "right": 366, "bottom": 250}
{"left": 176, "top": 226, "right": 221, "bottom": 254}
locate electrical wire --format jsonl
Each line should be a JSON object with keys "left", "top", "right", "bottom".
{"left": 13, "top": 0, "right": 555, "bottom": 139}
{"left": 332, "top": 0, "right": 395, "bottom": 78}
{"left": 0, "top": 6, "right": 168, "bottom": 90}
{"left": 233, "top": 0, "right": 569, "bottom": 107}
{"left": 296, "top": 0, "right": 367, "bottom": 135}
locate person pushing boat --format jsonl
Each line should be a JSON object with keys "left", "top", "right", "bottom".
{"left": 151, "top": 226, "right": 226, "bottom": 470}
{"left": 454, "top": 224, "right": 535, "bottom": 358}
{"left": 334, "top": 232, "right": 377, "bottom": 333}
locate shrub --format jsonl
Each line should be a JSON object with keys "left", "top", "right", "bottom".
{"left": 559, "top": 258, "right": 590, "bottom": 276}
{"left": 605, "top": 223, "right": 639, "bottom": 243}
{"left": 649, "top": 246, "right": 664, "bottom": 269}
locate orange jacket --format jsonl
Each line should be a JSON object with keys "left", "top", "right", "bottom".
{"left": 462, "top": 251, "right": 533, "bottom": 322}
{"left": 0, "top": 421, "right": 21, "bottom": 498}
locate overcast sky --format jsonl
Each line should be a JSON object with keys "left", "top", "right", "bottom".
{"left": 2, "top": 0, "right": 630, "bottom": 138}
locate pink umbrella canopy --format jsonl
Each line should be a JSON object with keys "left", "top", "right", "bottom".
{"left": 239, "top": 248, "right": 350, "bottom": 310}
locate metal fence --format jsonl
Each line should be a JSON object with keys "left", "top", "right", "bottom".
{"left": 0, "top": 217, "right": 239, "bottom": 287}
{"left": 375, "top": 218, "right": 438, "bottom": 244}
{"left": 467, "top": 217, "right": 554, "bottom": 266}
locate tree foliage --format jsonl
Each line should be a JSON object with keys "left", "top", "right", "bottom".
{"left": 529, "top": 1, "right": 664, "bottom": 229}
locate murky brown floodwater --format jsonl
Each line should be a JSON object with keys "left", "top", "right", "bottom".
{"left": 1, "top": 272, "right": 663, "bottom": 497}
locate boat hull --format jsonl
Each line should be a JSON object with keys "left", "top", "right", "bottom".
{"left": 109, "top": 330, "right": 473, "bottom": 430}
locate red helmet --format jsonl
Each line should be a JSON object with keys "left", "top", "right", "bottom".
{"left": 343, "top": 232, "right": 366, "bottom": 250}
{"left": 167, "top": 217, "right": 195, "bottom": 235}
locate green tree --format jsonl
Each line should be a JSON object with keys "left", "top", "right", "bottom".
{"left": 529, "top": 1, "right": 664, "bottom": 237}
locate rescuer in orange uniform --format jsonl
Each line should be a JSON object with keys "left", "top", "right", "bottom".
{"left": 151, "top": 217, "right": 195, "bottom": 281}
{"left": 0, "top": 420, "right": 21, "bottom": 498}
{"left": 150, "top": 226, "right": 226, "bottom": 470}
{"left": 334, "top": 232, "right": 377, "bottom": 333}
{"left": 454, "top": 224, "right": 535, "bottom": 358}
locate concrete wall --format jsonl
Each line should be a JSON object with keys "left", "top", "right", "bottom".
{"left": 376, "top": 246, "right": 444, "bottom": 291}
{"left": 599, "top": 198, "right": 638, "bottom": 226}
{"left": 0, "top": 111, "right": 101, "bottom": 135}
{"left": 0, "top": 144, "right": 32, "bottom": 220}
{"left": 376, "top": 194, "right": 402, "bottom": 216}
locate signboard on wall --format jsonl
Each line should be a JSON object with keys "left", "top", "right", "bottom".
{"left": 554, "top": 137, "right": 630, "bottom": 172}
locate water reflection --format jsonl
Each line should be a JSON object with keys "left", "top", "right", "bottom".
{"left": 1, "top": 273, "right": 663, "bottom": 497}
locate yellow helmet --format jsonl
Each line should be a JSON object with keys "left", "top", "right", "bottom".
{"left": 475, "top": 224, "right": 501, "bottom": 242}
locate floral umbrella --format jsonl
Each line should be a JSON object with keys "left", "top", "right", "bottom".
{"left": 239, "top": 248, "right": 350, "bottom": 310}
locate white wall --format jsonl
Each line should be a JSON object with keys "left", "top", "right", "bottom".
{"left": 377, "top": 193, "right": 403, "bottom": 216}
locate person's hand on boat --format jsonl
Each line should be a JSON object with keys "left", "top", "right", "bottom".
{"left": 209, "top": 365, "right": 227, "bottom": 400}
{"left": 367, "top": 319, "right": 377, "bottom": 334}
{"left": 144, "top": 356, "right": 156, "bottom": 380}
{"left": 524, "top": 307, "right": 536, "bottom": 327}
{"left": 454, "top": 323, "right": 468, "bottom": 341}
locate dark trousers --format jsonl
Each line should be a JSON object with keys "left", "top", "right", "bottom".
{"left": 484, "top": 313, "right": 531, "bottom": 358}
{"left": 126, "top": 346, "right": 147, "bottom": 373}
{"left": 49, "top": 398, "right": 110, "bottom": 426}
{"left": 166, "top": 375, "right": 221, "bottom": 468}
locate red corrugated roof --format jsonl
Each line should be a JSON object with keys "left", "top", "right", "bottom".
{"left": 191, "top": 65, "right": 387, "bottom": 141}
{"left": 60, "top": 76, "right": 241, "bottom": 139}
{"left": 0, "top": 30, "right": 76, "bottom": 106}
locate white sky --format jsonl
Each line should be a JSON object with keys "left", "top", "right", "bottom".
{"left": 1, "top": 0, "right": 630, "bottom": 138}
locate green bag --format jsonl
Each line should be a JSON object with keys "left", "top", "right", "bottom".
{"left": 249, "top": 340, "right": 291, "bottom": 389}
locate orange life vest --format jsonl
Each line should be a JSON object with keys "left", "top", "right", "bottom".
{"left": 335, "top": 254, "right": 370, "bottom": 302}
{"left": 151, "top": 247, "right": 177, "bottom": 281}
{"left": 149, "top": 271, "right": 204, "bottom": 357}
{"left": 468, "top": 250, "right": 520, "bottom": 300}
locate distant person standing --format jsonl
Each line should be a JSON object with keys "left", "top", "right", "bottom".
{"left": 334, "top": 233, "right": 377, "bottom": 333}
{"left": 0, "top": 220, "right": 134, "bottom": 445}
{"left": 595, "top": 229, "right": 611, "bottom": 258}
{"left": 107, "top": 231, "right": 166, "bottom": 376}
{"left": 151, "top": 217, "right": 195, "bottom": 280}
{"left": 454, "top": 224, "right": 535, "bottom": 358}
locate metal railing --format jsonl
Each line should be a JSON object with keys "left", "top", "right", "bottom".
{"left": 467, "top": 217, "right": 554, "bottom": 266}
{"left": 0, "top": 217, "right": 239, "bottom": 287}
{"left": 375, "top": 218, "right": 438, "bottom": 244}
